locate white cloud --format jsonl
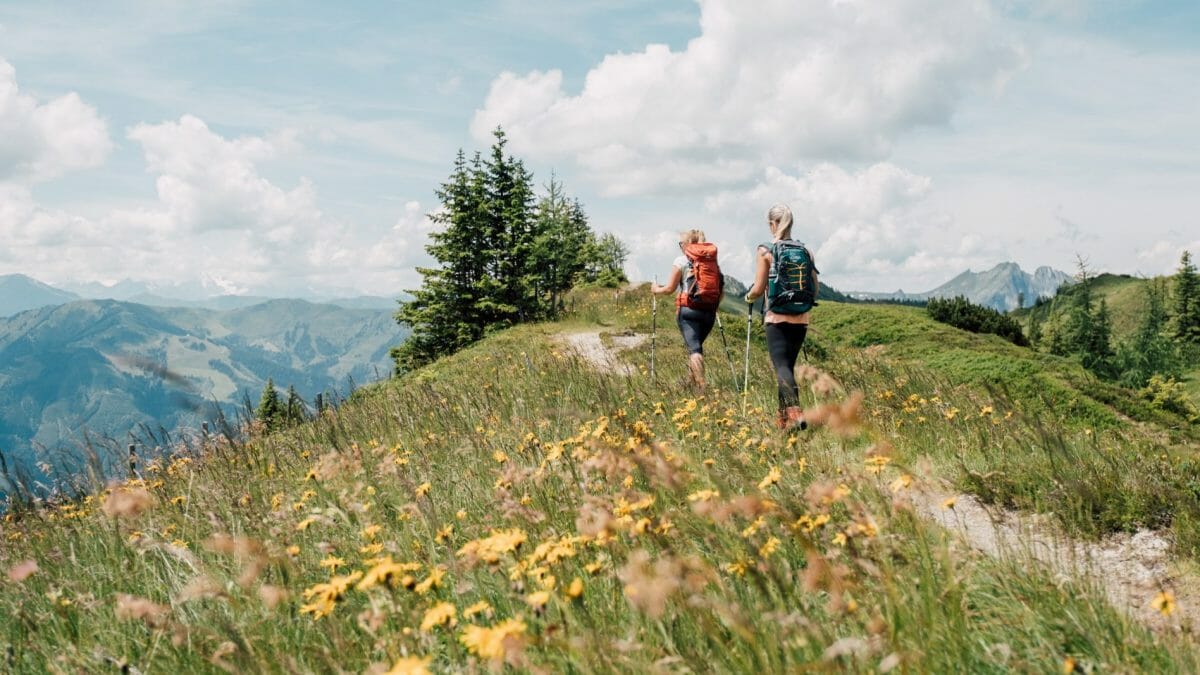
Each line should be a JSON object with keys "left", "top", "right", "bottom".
{"left": 696, "top": 162, "right": 1006, "bottom": 291}
{"left": 1, "top": 112, "right": 434, "bottom": 297}
{"left": 473, "top": 0, "right": 1024, "bottom": 195}
{"left": 126, "top": 115, "right": 316, "bottom": 234}
{"left": 0, "top": 58, "right": 111, "bottom": 182}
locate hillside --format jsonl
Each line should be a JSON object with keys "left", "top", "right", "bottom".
{"left": 1014, "top": 273, "right": 1199, "bottom": 405}
{"left": 0, "top": 300, "right": 407, "bottom": 493}
{"left": 2, "top": 288, "right": 1198, "bottom": 672}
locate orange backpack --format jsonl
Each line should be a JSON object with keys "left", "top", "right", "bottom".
{"left": 677, "top": 242, "right": 724, "bottom": 311}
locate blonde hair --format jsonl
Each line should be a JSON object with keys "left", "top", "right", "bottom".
{"left": 768, "top": 204, "right": 793, "bottom": 240}
{"left": 679, "top": 229, "right": 706, "bottom": 245}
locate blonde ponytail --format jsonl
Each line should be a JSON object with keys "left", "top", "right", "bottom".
{"left": 768, "top": 204, "right": 793, "bottom": 240}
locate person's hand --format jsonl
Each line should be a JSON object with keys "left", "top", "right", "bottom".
{"left": 744, "top": 293, "right": 755, "bottom": 304}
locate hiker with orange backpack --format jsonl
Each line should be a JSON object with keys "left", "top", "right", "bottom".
{"left": 743, "top": 204, "right": 819, "bottom": 431}
{"left": 651, "top": 230, "right": 724, "bottom": 393}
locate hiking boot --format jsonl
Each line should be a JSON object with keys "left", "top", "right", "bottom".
{"left": 784, "top": 406, "right": 808, "bottom": 431}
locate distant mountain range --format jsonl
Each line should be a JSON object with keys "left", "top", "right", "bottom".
{"left": 0, "top": 274, "right": 402, "bottom": 318}
{"left": 0, "top": 296, "right": 408, "bottom": 497}
{"left": 849, "top": 263, "right": 1072, "bottom": 312}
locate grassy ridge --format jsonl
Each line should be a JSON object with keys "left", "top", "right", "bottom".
{"left": 1014, "top": 273, "right": 1200, "bottom": 405}
{"left": 0, "top": 288, "right": 1196, "bottom": 672}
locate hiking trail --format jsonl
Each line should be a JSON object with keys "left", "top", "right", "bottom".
{"left": 557, "top": 330, "right": 647, "bottom": 375}
{"left": 561, "top": 327, "right": 1200, "bottom": 634}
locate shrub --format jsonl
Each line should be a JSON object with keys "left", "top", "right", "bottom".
{"left": 926, "top": 296, "right": 1029, "bottom": 346}
{"left": 1140, "top": 375, "right": 1200, "bottom": 422}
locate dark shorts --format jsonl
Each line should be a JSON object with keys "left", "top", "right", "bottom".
{"left": 677, "top": 306, "right": 716, "bottom": 355}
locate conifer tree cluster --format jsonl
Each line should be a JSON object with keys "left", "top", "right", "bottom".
{"left": 255, "top": 379, "right": 308, "bottom": 432}
{"left": 1038, "top": 251, "right": 1198, "bottom": 395}
{"left": 392, "top": 129, "right": 628, "bottom": 374}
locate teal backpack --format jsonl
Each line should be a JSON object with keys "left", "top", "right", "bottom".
{"left": 764, "top": 240, "right": 818, "bottom": 314}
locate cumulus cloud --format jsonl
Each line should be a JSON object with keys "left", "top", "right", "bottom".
{"left": 697, "top": 162, "right": 1006, "bottom": 291}
{"left": 1, "top": 112, "right": 433, "bottom": 297}
{"left": 473, "top": 0, "right": 1024, "bottom": 195}
{"left": 0, "top": 58, "right": 111, "bottom": 182}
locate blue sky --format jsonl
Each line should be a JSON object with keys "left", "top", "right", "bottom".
{"left": 1, "top": 0, "right": 1197, "bottom": 297}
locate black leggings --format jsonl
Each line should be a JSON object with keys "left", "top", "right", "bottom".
{"left": 676, "top": 306, "right": 716, "bottom": 355}
{"left": 765, "top": 322, "right": 808, "bottom": 409}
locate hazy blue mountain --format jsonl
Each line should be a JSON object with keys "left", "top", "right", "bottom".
{"left": 850, "top": 263, "right": 1071, "bottom": 311}
{"left": 0, "top": 274, "right": 81, "bottom": 317}
{"left": 0, "top": 299, "right": 408, "bottom": 497}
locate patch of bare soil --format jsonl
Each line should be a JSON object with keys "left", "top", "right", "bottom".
{"left": 911, "top": 487, "right": 1200, "bottom": 634}
{"left": 557, "top": 330, "right": 646, "bottom": 375}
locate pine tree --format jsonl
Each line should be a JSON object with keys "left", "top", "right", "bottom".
{"left": 1173, "top": 250, "right": 1200, "bottom": 343}
{"left": 1117, "top": 279, "right": 1179, "bottom": 387}
{"left": 393, "top": 151, "right": 489, "bottom": 373}
{"left": 256, "top": 378, "right": 281, "bottom": 432}
{"left": 590, "top": 232, "right": 630, "bottom": 287}
{"left": 1063, "top": 257, "right": 1115, "bottom": 377}
{"left": 530, "top": 180, "right": 594, "bottom": 317}
{"left": 284, "top": 385, "right": 307, "bottom": 426}
{"left": 391, "top": 129, "right": 623, "bottom": 373}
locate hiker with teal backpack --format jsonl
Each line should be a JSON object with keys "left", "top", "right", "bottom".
{"left": 651, "top": 230, "right": 724, "bottom": 393}
{"left": 743, "top": 204, "right": 819, "bottom": 431}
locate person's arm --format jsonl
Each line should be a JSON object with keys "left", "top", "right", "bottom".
{"left": 744, "top": 247, "right": 770, "bottom": 302}
{"left": 651, "top": 266, "right": 683, "bottom": 295}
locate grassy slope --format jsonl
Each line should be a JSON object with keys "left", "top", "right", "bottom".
{"left": 1014, "top": 273, "right": 1200, "bottom": 404}
{"left": 1, "top": 288, "right": 1197, "bottom": 673}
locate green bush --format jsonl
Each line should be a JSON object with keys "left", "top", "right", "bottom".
{"left": 926, "top": 296, "right": 1029, "bottom": 346}
{"left": 1141, "top": 375, "right": 1200, "bottom": 422}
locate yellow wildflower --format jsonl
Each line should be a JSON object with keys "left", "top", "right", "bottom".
{"left": 758, "top": 466, "right": 782, "bottom": 490}
{"left": 460, "top": 618, "right": 528, "bottom": 661}
{"left": 524, "top": 590, "right": 551, "bottom": 609}
{"left": 415, "top": 482, "right": 432, "bottom": 498}
{"left": 1152, "top": 590, "right": 1176, "bottom": 616}
{"left": 566, "top": 577, "right": 584, "bottom": 599}
{"left": 890, "top": 475, "right": 913, "bottom": 493}
{"left": 463, "top": 600, "right": 493, "bottom": 619}
{"left": 457, "top": 529, "right": 528, "bottom": 564}
{"left": 420, "top": 602, "right": 457, "bottom": 632}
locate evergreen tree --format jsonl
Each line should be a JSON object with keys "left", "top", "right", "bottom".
{"left": 393, "top": 150, "right": 489, "bottom": 373}
{"left": 392, "top": 128, "right": 621, "bottom": 373}
{"left": 1172, "top": 250, "right": 1200, "bottom": 343}
{"left": 589, "top": 232, "right": 630, "bottom": 287}
{"left": 1063, "top": 257, "right": 1115, "bottom": 377}
{"left": 256, "top": 378, "right": 281, "bottom": 432}
{"left": 1117, "top": 279, "right": 1179, "bottom": 387}
{"left": 284, "top": 385, "right": 307, "bottom": 426}
{"left": 530, "top": 179, "right": 593, "bottom": 317}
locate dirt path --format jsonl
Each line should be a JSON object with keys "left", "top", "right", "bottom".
{"left": 561, "top": 328, "right": 1199, "bottom": 634}
{"left": 911, "top": 486, "right": 1199, "bottom": 633}
{"left": 557, "top": 330, "right": 647, "bottom": 375}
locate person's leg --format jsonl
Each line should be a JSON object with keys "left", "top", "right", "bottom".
{"left": 765, "top": 323, "right": 809, "bottom": 429}
{"left": 677, "top": 309, "right": 707, "bottom": 392}
{"left": 765, "top": 323, "right": 799, "bottom": 409}
{"left": 691, "top": 309, "right": 716, "bottom": 393}
{"left": 780, "top": 323, "right": 808, "bottom": 429}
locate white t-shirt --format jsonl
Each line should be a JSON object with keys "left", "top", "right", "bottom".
{"left": 673, "top": 255, "right": 693, "bottom": 293}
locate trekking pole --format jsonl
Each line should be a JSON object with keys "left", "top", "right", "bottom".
{"left": 715, "top": 313, "right": 738, "bottom": 390}
{"left": 742, "top": 300, "right": 753, "bottom": 414}
{"left": 650, "top": 276, "right": 658, "bottom": 381}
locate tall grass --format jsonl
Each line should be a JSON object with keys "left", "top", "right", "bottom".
{"left": 0, "top": 289, "right": 1195, "bottom": 672}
